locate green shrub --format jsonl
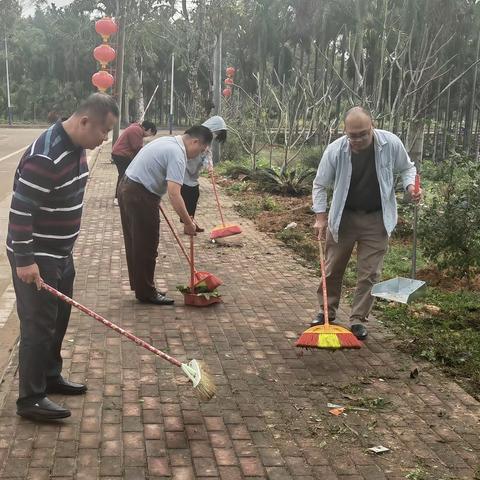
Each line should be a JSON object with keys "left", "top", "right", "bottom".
{"left": 299, "top": 146, "right": 324, "bottom": 170}
{"left": 419, "top": 169, "right": 480, "bottom": 280}
{"left": 252, "top": 166, "right": 316, "bottom": 196}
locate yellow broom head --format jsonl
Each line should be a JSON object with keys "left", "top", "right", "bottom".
{"left": 193, "top": 361, "right": 216, "bottom": 401}
{"left": 181, "top": 359, "right": 216, "bottom": 401}
{"left": 295, "top": 324, "right": 362, "bottom": 349}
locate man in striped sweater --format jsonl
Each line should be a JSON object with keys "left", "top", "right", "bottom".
{"left": 7, "top": 93, "right": 118, "bottom": 421}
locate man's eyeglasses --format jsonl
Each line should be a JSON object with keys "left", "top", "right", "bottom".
{"left": 346, "top": 130, "right": 372, "bottom": 141}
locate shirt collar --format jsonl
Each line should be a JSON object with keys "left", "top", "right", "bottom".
{"left": 174, "top": 135, "right": 187, "bottom": 160}
{"left": 55, "top": 120, "right": 80, "bottom": 152}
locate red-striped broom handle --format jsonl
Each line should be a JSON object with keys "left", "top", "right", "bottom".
{"left": 41, "top": 282, "right": 182, "bottom": 368}
{"left": 159, "top": 204, "right": 192, "bottom": 266}
{"left": 209, "top": 167, "right": 226, "bottom": 227}
{"left": 190, "top": 236, "right": 196, "bottom": 293}
{"left": 318, "top": 240, "right": 330, "bottom": 327}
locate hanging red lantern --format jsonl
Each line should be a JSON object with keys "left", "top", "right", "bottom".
{"left": 92, "top": 71, "right": 114, "bottom": 92}
{"left": 93, "top": 44, "right": 116, "bottom": 68}
{"left": 222, "top": 88, "right": 232, "bottom": 98}
{"left": 226, "top": 67, "right": 236, "bottom": 78}
{"left": 224, "top": 77, "right": 233, "bottom": 85}
{"left": 95, "top": 17, "right": 118, "bottom": 42}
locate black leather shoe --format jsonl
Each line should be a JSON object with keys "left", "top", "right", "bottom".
{"left": 17, "top": 397, "right": 71, "bottom": 421}
{"left": 310, "top": 312, "right": 335, "bottom": 327}
{"left": 350, "top": 323, "right": 368, "bottom": 340}
{"left": 195, "top": 225, "right": 205, "bottom": 233}
{"left": 138, "top": 293, "right": 174, "bottom": 305}
{"left": 46, "top": 377, "right": 87, "bottom": 395}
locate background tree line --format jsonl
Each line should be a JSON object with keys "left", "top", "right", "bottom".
{"left": 1, "top": 0, "right": 480, "bottom": 164}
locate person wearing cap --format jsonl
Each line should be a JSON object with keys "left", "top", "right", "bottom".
{"left": 181, "top": 115, "right": 227, "bottom": 232}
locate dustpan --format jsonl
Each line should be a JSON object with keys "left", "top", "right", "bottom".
{"left": 183, "top": 236, "right": 222, "bottom": 307}
{"left": 371, "top": 174, "right": 425, "bottom": 304}
{"left": 209, "top": 167, "right": 242, "bottom": 239}
{"left": 159, "top": 204, "right": 222, "bottom": 290}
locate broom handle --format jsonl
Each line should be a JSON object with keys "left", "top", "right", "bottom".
{"left": 41, "top": 282, "right": 182, "bottom": 368}
{"left": 159, "top": 204, "right": 194, "bottom": 267}
{"left": 209, "top": 167, "right": 226, "bottom": 227}
{"left": 411, "top": 173, "right": 420, "bottom": 279}
{"left": 190, "top": 235, "right": 195, "bottom": 293}
{"left": 318, "top": 239, "right": 330, "bottom": 327}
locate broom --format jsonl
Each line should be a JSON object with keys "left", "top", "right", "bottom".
{"left": 295, "top": 239, "right": 362, "bottom": 349}
{"left": 159, "top": 204, "right": 222, "bottom": 291}
{"left": 41, "top": 281, "right": 216, "bottom": 400}
{"left": 209, "top": 166, "right": 242, "bottom": 240}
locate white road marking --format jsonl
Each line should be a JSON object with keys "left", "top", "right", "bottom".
{"left": 0, "top": 145, "right": 29, "bottom": 164}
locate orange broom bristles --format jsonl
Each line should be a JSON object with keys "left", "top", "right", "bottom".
{"left": 295, "top": 239, "right": 363, "bottom": 350}
{"left": 295, "top": 325, "right": 362, "bottom": 349}
{"left": 210, "top": 224, "right": 242, "bottom": 239}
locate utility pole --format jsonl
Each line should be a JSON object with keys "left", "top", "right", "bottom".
{"left": 113, "top": 0, "right": 127, "bottom": 145}
{"left": 212, "top": 31, "right": 222, "bottom": 163}
{"left": 169, "top": 53, "right": 174, "bottom": 134}
{"left": 4, "top": 33, "right": 12, "bottom": 125}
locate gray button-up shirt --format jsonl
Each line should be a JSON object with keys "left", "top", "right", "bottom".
{"left": 312, "top": 129, "right": 416, "bottom": 242}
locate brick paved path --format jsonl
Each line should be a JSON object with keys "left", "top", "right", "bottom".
{"left": 0, "top": 145, "right": 478, "bottom": 479}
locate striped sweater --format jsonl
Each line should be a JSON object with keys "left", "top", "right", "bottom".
{"left": 7, "top": 121, "right": 88, "bottom": 267}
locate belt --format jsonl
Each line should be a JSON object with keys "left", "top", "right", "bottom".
{"left": 122, "top": 176, "right": 160, "bottom": 199}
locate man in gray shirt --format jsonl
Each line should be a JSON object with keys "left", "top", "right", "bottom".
{"left": 311, "top": 107, "right": 422, "bottom": 339}
{"left": 117, "top": 126, "right": 213, "bottom": 305}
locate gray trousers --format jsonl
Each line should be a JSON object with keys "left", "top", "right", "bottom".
{"left": 8, "top": 252, "right": 75, "bottom": 406}
{"left": 318, "top": 209, "right": 389, "bottom": 321}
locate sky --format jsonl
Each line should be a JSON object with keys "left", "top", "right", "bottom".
{"left": 22, "top": 0, "right": 75, "bottom": 16}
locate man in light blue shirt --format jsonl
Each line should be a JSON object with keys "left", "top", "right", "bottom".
{"left": 311, "top": 107, "right": 422, "bottom": 340}
{"left": 118, "top": 126, "right": 212, "bottom": 305}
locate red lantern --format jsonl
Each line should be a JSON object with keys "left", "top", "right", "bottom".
{"left": 226, "top": 67, "right": 235, "bottom": 78}
{"left": 222, "top": 88, "right": 232, "bottom": 98}
{"left": 94, "top": 44, "right": 116, "bottom": 68}
{"left": 224, "top": 77, "right": 233, "bottom": 85}
{"left": 95, "top": 17, "right": 118, "bottom": 42}
{"left": 92, "top": 71, "right": 114, "bottom": 92}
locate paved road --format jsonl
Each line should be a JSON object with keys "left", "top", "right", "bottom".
{"left": 0, "top": 128, "right": 45, "bottom": 379}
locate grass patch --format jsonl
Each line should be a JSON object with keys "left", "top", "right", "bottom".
{"left": 220, "top": 173, "right": 480, "bottom": 399}
{"left": 375, "top": 288, "right": 480, "bottom": 397}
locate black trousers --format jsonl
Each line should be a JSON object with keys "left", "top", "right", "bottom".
{"left": 8, "top": 251, "right": 75, "bottom": 406}
{"left": 112, "top": 154, "right": 132, "bottom": 199}
{"left": 181, "top": 184, "right": 200, "bottom": 217}
{"left": 117, "top": 176, "right": 160, "bottom": 300}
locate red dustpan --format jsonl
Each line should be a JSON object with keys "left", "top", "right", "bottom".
{"left": 159, "top": 204, "right": 222, "bottom": 290}
{"left": 183, "top": 236, "right": 222, "bottom": 307}
{"left": 209, "top": 167, "right": 242, "bottom": 240}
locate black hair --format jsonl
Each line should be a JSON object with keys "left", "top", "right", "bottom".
{"left": 184, "top": 125, "right": 213, "bottom": 144}
{"left": 141, "top": 120, "right": 157, "bottom": 135}
{"left": 215, "top": 129, "right": 227, "bottom": 143}
{"left": 75, "top": 93, "right": 119, "bottom": 119}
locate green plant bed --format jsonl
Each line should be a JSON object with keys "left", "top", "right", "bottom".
{"left": 375, "top": 288, "right": 480, "bottom": 398}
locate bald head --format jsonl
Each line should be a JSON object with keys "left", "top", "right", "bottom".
{"left": 344, "top": 106, "right": 372, "bottom": 124}
{"left": 344, "top": 106, "right": 374, "bottom": 153}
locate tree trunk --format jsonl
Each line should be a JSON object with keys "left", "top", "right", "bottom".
{"left": 130, "top": 59, "right": 145, "bottom": 121}
{"left": 467, "top": 32, "right": 480, "bottom": 153}
{"left": 375, "top": 0, "right": 388, "bottom": 112}
{"left": 407, "top": 119, "right": 425, "bottom": 170}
